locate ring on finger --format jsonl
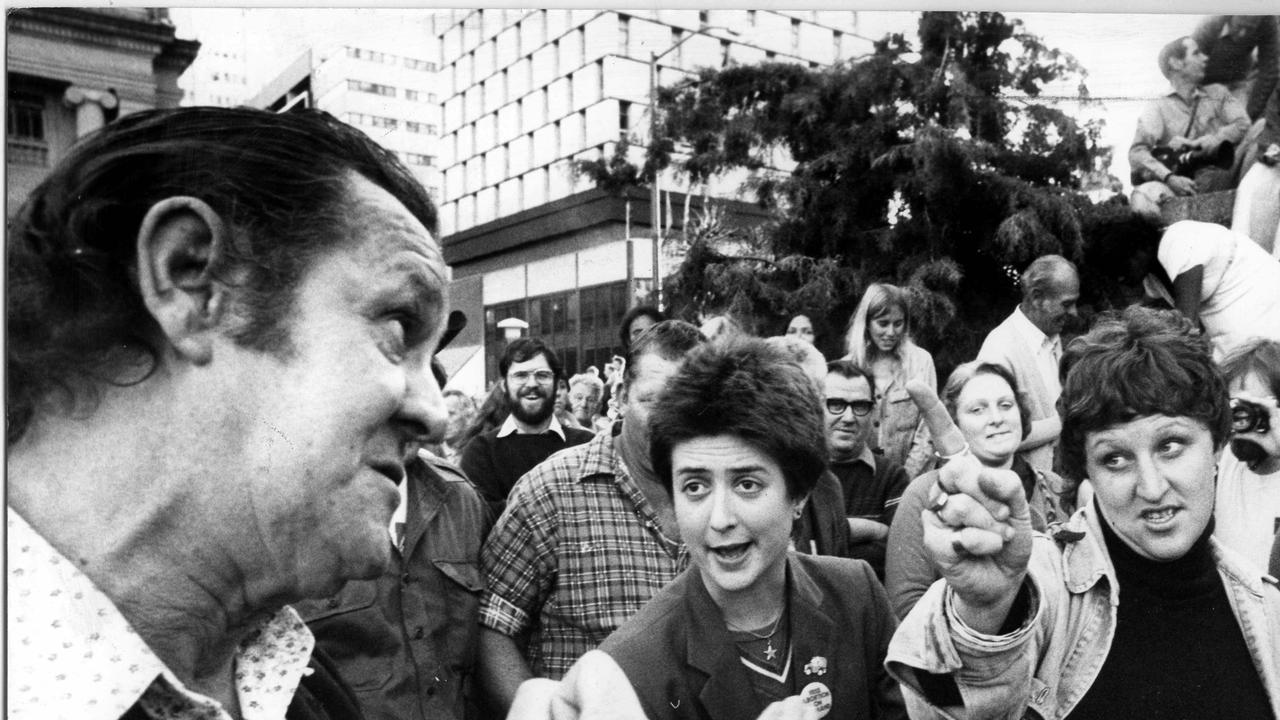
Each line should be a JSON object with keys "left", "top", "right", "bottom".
{"left": 928, "top": 492, "right": 949, "bottom": 514}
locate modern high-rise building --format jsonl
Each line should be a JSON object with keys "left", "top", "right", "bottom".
{"left": 435, "top": 9, "right": 874, "bottom": 387}
{"left": 249, "top": 39, "right": 444, "bottom": 203}
{"left": 6, "top": 8, "right": 199, "bottom": 214}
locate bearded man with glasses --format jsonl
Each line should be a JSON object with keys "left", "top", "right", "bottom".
{"left": 822, "top": 360, "right": 910, "bottom": 579}
{"left": 461, "top": 338, "right": 595, "bottom": 517}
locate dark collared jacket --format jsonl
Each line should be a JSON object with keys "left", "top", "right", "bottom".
{"left": 599, "top": 553, "right": 906, "bottom": 720}
{"left": 295, "top": 457, "right": 492, "bottom": 720}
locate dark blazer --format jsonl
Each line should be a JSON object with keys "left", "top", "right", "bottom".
{"left": 599, "top": 554, "right": 906, "bottom": 720}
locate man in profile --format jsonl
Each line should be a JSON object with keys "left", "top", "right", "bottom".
{"left": 978, "top": 255, "right": 1079, "bottom": 474}
{"left": 7, "top": 107, "right": 449, "bottom": 719}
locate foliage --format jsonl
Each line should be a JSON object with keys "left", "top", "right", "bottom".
{"left": 585, "top": 12, "right": 1149, "bottom": 375}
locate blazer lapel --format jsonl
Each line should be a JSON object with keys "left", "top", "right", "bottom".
{"left": 685, "top": 570, "right": 767, "bottom": 720}
{"left": 788, "top": 557, "right": 840, "bottom": 700}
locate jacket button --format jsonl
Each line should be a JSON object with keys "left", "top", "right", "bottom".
{"left": 426, "top": 686, "right": 436, "bottom": 697}
{"left": 414, "top": 626, "right": 425, "bottom": 639}
{"left": 401, "top": 573, "right": 411, "bottom": 585}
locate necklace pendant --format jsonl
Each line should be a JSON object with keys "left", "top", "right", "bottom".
{"left": 764, "top": 640, "right": 777, "bottom": 661}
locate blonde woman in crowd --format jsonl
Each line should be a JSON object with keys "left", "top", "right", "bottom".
{"left": 844, "top": 283, "right": 937, "bottom": 478}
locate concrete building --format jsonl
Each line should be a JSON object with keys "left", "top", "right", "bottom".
{"left": 172, "top": 8, "right": 254, "bottom": 108}
{"left": 6, "top": 8, "right": 199, "bottom": 214}
{"left": 435, "top": 9, "right": 874, "bottom": 389}
{"left": 249, "top": 36, "right": 444, "bottom": 216}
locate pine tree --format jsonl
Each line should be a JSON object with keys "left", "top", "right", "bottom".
{"left": 581, "top": 12, "right": 1144, "bottom": 375}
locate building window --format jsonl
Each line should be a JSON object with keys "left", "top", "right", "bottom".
{"left": 551, "top": 39, "right": 560, "bottom": 77}
{"left": 747, "top": 9, "right": 757, "bottom": 27}
{"left": 345, "top": 112, "right": 399, "bottom": 130}
{"left": 619, "top": 100, "right": 630, "bottom": 135}
{"left": 483, "top": 281, "right": 629, "bottom": 383}
{"left": 671, "top": 28, "right": 684, "bottom": 64}
{"left": 721, "top": 40, "right": 731, "bottom": 67}
{"left": 619, "top": 15, "right": 630, "bottom": 54}
{"left": 791, "top": 18, "right": 801, "bottom": 50}
{"left": 766, "top": 51, "right": 777, "bottom": 60}
{"left": 834, "top": 30, "right": 843, "bottom": 59}
{"left": 406, "top": 89, "right": 421, "bottom": 101}
{"left": 347, "top": 79, "right": 396, "bottom": 97}
{"left": 404, "top": 57, "right": 438, "bottom": 72}
{"left": 406, "top": 121, "right": 438, "bottom": 135}
{"left": 699, "top": 10, "right": 709, "bottom": 29}
{"left": 404, "top": 152, "right": 436, "bottom": 166}
{"left": 7, "top": 94, "right": 47, "bottom": 166}
{"left": 347, "top": 46, "right": 391, "bottom": 64}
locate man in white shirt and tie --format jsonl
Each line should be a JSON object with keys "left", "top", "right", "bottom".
{"left": 978, "top": 254, "right": 1080, "bottom": 474}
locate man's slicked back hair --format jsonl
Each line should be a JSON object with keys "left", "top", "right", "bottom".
{"left": 7, "top": 106, "right": 437, "bottom": 443}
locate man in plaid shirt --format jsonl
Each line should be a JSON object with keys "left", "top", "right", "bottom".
{"left": 476, "top": 320, "right": 705, "bottom": 714}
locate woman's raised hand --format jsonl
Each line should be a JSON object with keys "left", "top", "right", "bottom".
{"left": 907, "top": 380, "right": 1035, "bottom": 633}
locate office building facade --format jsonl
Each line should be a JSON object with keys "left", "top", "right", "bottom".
{"left": 435, "top": 9, "right": 871, "bottom": 386}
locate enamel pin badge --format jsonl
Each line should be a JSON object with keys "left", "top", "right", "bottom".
{"left": 804, "top": 656, "right": 828, "bottom": 676}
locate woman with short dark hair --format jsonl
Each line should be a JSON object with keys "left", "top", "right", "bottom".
{"left": 599, "top": 338, "right": 906, "bottom": 720}
{"left": 887, "top": 306, "right": 1280, "bottom": 720}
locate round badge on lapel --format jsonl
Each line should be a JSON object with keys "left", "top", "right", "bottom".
{"left": 800, "top": 682, "right": 832, "bottom": 718}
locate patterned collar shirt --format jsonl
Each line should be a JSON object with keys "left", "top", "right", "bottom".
{"left": 1010, "top": 306, "right": 1062, "bottom": 405}
{"left": 7, "top": 507, "right": 316, "bottom": 720}
{"left": 479, "top": 426, "right": 688, "bottom": 679}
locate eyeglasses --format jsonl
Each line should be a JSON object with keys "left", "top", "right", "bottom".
{"left": 510, "top": 370, "right": 555, "bottom": 385}
{"left": 825, "top": 398, "right": 874, "bottom": 417}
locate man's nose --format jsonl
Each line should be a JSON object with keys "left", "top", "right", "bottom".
{"left": 398, "top": 355, "right": 448, "bottom": 446}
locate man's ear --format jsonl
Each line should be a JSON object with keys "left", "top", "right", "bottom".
{"left": 135, "top": 197, "right": 231, "bottom": 366}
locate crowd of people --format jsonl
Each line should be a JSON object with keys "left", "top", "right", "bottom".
{"left": 7, "top": 16, "right": 1280, "bottom": 720}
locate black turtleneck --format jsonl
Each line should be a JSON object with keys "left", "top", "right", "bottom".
{"left": 1067, "top": 502, "right": 1273, "bottom": 720}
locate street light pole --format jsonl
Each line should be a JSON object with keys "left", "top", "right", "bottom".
{"left": 649, "top": 49, "right": 662, "bottom": 308}
{"left": 647, "top": 26, "right": 739, "bottom": 310}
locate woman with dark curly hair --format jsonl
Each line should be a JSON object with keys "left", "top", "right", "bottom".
{"left": 598, "top": 337, "right": 906, "bottom": 720}
{"left": 887, "top": 306, "right": 1280, "bottom": 720}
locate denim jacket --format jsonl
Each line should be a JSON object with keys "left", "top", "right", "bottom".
{"left": 885, "top": 504, "right": 1280, "bottom": 720}
{"left": 875, "top": 341, "right": 936, "bottom": 479}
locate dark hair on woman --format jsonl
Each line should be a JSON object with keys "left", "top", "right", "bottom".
{"left": 649, "top": 337, "right": 827, "bottom": 500}
{"left": 498, "top": 338, "right": 564, "bottom": 383}
{"left": 941, "top": 362, "right": 1033, "bottom": 443}
{"left": 1058, "top": 306, "right": 1231, "bottom": 480}
{"left": 7, "top": 106, "right": 436, "bottom": 443}
{"left": 619, "top": 304, "right": 666, "bottom": 351}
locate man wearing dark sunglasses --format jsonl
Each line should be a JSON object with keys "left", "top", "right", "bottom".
{"left": 824, "top": 360, "right": 911, "bottom": 579}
